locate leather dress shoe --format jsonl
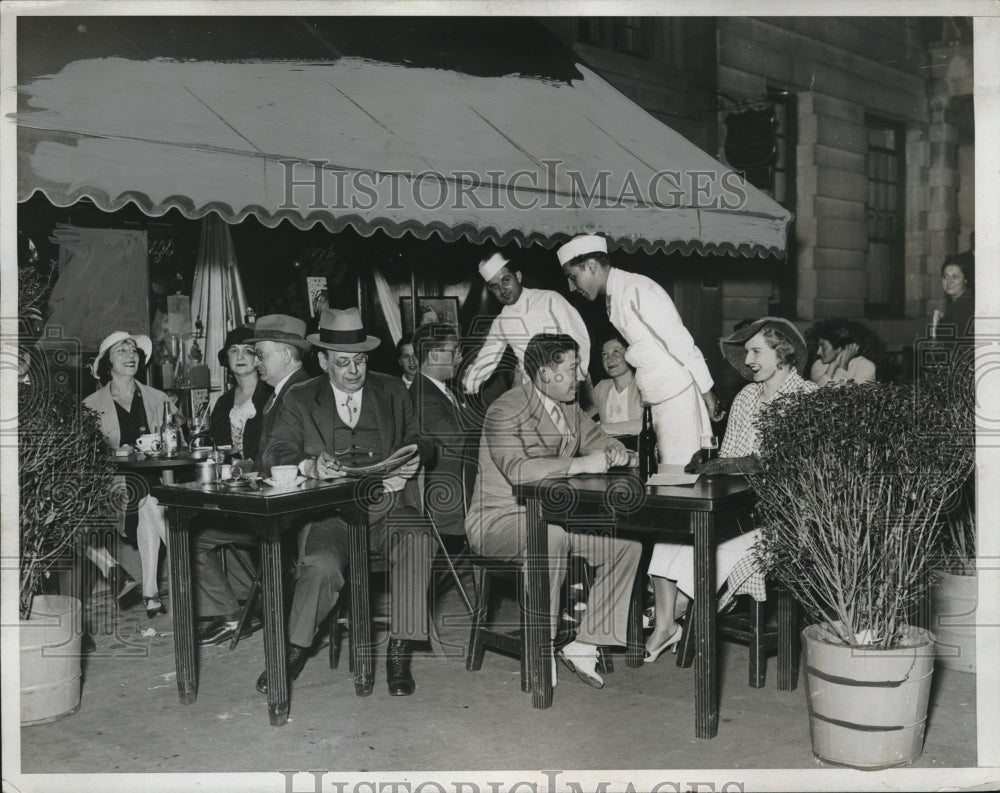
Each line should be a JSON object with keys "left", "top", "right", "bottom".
{"left": 385, "top": 639, "right": 415, "bottom": 696}
{"left": 255, "top": 644, "right": 309, "bottom": 695}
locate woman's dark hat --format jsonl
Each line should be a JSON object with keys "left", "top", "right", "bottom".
{"left": 719, "top": 316, "right": 808, "bottom": 380}
{"left": 217, "top": 326, "right": 256, "bottom": 366}
{"left": 307, "top": 308, "right": 381, "bottom": 353}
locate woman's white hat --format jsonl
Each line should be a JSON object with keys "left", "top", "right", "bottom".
{"left": 91, "top": 330, "right": 152, "bottom": 378}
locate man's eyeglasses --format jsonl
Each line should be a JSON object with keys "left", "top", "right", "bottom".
{"left": 331, "top": 354, "right": 368, "bottom": 368}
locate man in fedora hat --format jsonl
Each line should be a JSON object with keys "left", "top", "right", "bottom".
{"left": 462, "top": 252, "right": 591, "bottom": 400}
{"left": 258, "top": 308, "right": 435, "bottom": 696}
{"left": 190, "top": 317, "right": 312, "bottom": 647}
{"left": 247, "top": 314, "right": 314, "bottom": 447}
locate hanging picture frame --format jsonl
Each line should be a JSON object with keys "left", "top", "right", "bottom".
{"left": 399, "top": 296, "right": 460, "bottom": 336}
{"left": 306, "top": 276, "right": 328, "bottom": 317}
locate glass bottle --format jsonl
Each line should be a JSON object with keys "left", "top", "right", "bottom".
{"left": 638, "top": 403, "right": 658, "bottom": 482}
{"left": 160, "top": 401, "right": 177, "bottom": 456}
{"left": 700, "top": 434, "right": 719, "bottom": 463}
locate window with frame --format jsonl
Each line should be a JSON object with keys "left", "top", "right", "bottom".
{"left": 865, "top": 117, "right": 906, "bottom": 317}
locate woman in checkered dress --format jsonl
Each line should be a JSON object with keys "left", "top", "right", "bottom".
{"left": 643, "top": 318, "right": 818, "bottom": 662}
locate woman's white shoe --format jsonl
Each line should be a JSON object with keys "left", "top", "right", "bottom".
{"left": 643, "top": 624, "right": 683, "bottom": 663}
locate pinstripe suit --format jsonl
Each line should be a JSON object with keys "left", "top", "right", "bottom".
{"left": 466, "top": 382, "right": 640, "bottom": 646}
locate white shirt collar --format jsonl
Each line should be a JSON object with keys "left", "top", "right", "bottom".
{"left": 272, "top": 368, "right": 299, "bottom": 397}
{"left": 331, "top": 382, "right": 363, "bottom": 404}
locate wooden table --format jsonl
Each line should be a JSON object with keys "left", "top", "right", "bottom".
{"left": 114, "top": 451, "right": 201, "bottom": 485}
{"left": 151, "top": 478, "right": 374, "bottom": 726}
{"left": 515, "top": 472, "right": 769, "bottom": 739}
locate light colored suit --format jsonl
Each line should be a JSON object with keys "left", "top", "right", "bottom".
{"left": 82, "top": 381, "right": 174, "bottom": 596}
{"left": 83, "top": 381, "right": 172, "bottom": 449}
{"left": 466, "top": 382, "right": 641, "bottom": 646}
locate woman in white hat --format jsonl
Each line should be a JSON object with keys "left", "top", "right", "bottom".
{"left": 83, "top": 330, "right": 175, "bottom": 618}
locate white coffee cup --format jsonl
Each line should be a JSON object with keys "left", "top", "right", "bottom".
{"left": 270, "top": 465, "right": 299, "bottom": 484}
{"left": 135, "top": 434, "right": 162, "bottom": 454}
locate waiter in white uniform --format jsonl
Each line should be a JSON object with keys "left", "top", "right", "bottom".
{"left": 556, "top": 234, "right": 723, "bottom": 462}
{"left": 462, "top": 252, "right": 592, "bottom": 396}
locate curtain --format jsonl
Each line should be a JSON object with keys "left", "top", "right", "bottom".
{"left": 190, "top": 215, "right": 249, "bottom": 392}
{"left": 372, "top": 269, "right": 403, "bottom": 345}
{"left": 46, "top": 224, "right": 149, "bottom": 355}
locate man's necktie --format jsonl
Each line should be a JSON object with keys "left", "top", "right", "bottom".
{"left": 343, "top": 394, "right": 359, "bottom": 428}
{"left": 263, "top": 392, "right": 277, "bottom": 413}
{"left": 549, "top": 403, "right": 567, "bottom": 437}
{"left": 605, "top": 293, "right": 612, "bottom": 313}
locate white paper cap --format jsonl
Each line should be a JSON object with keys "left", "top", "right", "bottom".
{"left": 478, "top": 252, "right": 510, "bottom": 282}
{"left": 556, "top": 234, "right": 608, "bottom": 266}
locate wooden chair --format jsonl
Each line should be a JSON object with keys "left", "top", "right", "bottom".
{"left": 465, "top": 557, "right": 613, "bottom": 692}
{"left": 218, "top": 542, "right": 262, "bottom": 651}
{"left": 674, "top": 587, "right": 799, "bottom": 690}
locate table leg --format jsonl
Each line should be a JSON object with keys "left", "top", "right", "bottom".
{"left": 257, "top": 521, "right": 289, "bottom": 726}
{"left": 626, "top": 542, "right": 652, "bottom": 668}
{"left": 524, "top": 497, "right": 552, "bottom": 709}
{"left": 693, "top": 511, "right": 719, "bottom": 739}
{"left": 347, "top": 502, "right": 374, "bottom": 697}
{"left": 166, "top": 507, "right": 197, "bottom": 705}
{"left": 777, "top": 590, "right": 799, "bottom": 691}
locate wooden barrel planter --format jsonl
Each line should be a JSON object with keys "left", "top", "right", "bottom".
{"left": 20, "top": 594, "right": 83, "bottom": 726}
{"left": 802, "top": 622, "right": 935, "bottom": 770}
{"left": 931, "top": 570, "right": 977, "bottom": 674}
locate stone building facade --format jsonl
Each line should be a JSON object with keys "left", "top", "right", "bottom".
{"left": 543, "top": 17, "right": 973, "bottom": 368}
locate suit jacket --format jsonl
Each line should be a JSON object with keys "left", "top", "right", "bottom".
{"left": 257, "top": 367, "right": 313, "bottom": 455}
{"left": 208, "top": 380, "right": 273, "bottom": 460}
{"left": 261, "top": 371, "right": 433, "bottom": 492}
{"left": 409, "top": 373, "right": 477, "bottom": 535}
{"left": 83, "top": 381, "right": 173, "bottom": 450}
{"left": 465, "top": 381, "right": 623, "bottom": 552}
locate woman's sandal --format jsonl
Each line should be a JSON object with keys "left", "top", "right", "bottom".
{"left": 143, "top": 596, "right": 167, "bottom": 619}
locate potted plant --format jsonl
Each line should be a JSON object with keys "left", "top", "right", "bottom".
{"left": 928, "top": 344, "right": 977, "bottom": 673}
{"left": 751, "top": 375, "right": 973, "bottom": 769}
{"left": 18, "top": 260, "right": 118, "bottom": 724}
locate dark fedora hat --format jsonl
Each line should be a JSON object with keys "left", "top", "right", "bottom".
{"left": 217, "top": 326, "right": 256, "bottom": 367}
{"left": 307, "top": 308, "right": 380, "bottom": 353}
{"left": 246, "top": 314, "right": 312, "bottom": 349}
{"left": 719, "top": 316, "right": 808, "bottom": 380}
